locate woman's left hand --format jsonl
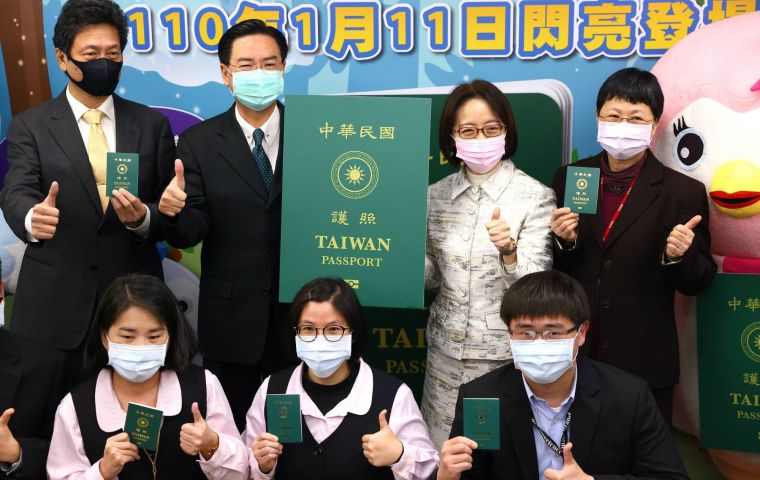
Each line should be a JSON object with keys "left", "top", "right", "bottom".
{"left": 485, "top": 207, "right": 516, "bottom": 256}
{"left": 179, "top": 402, "right": 220, "bottom": 460}
{"left": 361, "top": 409, "right": 403, "bottom": 467}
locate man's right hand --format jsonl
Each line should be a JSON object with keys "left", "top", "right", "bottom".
{"left": 438, "top": 436, "right": 478, "bottom": 480}
{"left": 99, "top": 432, "right": 139, "bottom": 480}
{"left": 31, "top": 181, "right": 60, "bottom": 240}
{"left": 551, "top": 207, "right": 579, "bottom": 243}
{"left": 159, "top": 159, "right": 187, "bottom": 217}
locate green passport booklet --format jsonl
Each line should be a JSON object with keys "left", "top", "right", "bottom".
{"left": 124, "top": 402, "right": 163, "bottom": 451}
{"left": 463, "top": 398, "right": 500, "bottom": 450}
{"left": 266, "top": 394, "right": 302, "bottom": 443}
{"left": 106, "top": 152, "right": 139, "bottom": 197}
{"left": 564, "top": 166, "right": 599, "bottom": 214}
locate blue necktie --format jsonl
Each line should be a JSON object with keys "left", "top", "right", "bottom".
{"left": 252, "top": 128, "right": 273, "bottom": 192}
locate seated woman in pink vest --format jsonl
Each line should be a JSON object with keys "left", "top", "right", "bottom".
{"left": 242, "top": 277, "right": 439, "bottom": 480}
{"left": 47, "top": 274, "right": 249, "bottom": 480}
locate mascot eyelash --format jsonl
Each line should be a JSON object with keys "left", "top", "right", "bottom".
{"left": 673, "top": 116, "right": 690, "bottom": 137}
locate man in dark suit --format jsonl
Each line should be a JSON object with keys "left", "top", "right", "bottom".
{"left": 0, "top": 328, "right": 68, "bottom": 479}
{"left": 550, "top": 68, "right": 716, "bottom": 422}
{"left": 0, "top": 0, "right": 175, "bottom": 381}
{"left": 437, "top": 270, "right": 688, "bottom": 480}
{"left": 158, "top": 19, "right": 294, "bottom": 429}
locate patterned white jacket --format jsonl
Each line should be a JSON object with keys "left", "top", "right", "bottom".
{"left": 425, "top": 161, "right": 555, "bottom": 361}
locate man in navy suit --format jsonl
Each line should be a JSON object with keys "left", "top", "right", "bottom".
{"left": 436, "top": 271, "right": 688, "bottom": 480}
{"left": 0, "top": 328, "right": 68, "bottom": 478}
{"left": 158, "top": 19, "right": 295, "bottom": 429}
{"left": 0, "top": 0, "right": 175, "bottom": 381}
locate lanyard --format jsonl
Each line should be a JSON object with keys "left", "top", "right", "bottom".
{"left": 600, "top": 168, "right": 642, "bottom": 243}
{"left": 530, "top": 410, "right": 572, "bottom": 456}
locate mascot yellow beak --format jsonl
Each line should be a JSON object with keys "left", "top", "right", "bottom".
{"left": 709, "top": 160, "right": 760, "bottom": 217}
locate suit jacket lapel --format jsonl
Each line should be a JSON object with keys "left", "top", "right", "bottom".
{"left": 569, "top": 360, "right": 601, "bottom": 468}
{"left": 602, "top": 152, "right": 663, "bottom": 248}
{"left": 502, "top": 369, "right": 540, "bottom": 480}
{"left": 48, "top": 93, "right": 102, "bottom": 217}
{"left": 217, "top": 106, "right": 269, "bottom": 202}
{"left": 582, "top": 155, "right": 605, "bottom": 248}
{"left": 0, "top": 332, "right": 21, "bottom": 410}
{"left": 268, "top": 102, "right": 284, "bottom": 207}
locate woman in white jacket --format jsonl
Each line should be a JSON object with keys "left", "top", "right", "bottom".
{"left": 422, "top": 79, "right": 556, "bottom": 447}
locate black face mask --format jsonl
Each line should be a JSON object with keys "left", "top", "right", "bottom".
{"left": 66, "top": 56, "right": 123, "bottom": 97}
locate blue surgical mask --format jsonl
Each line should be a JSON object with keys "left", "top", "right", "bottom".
{"left": 230, "top": 69, "right": 284, "bottom": 111}
{"left": 295, "top": 335, "right": 352, "bottom": 379}
{"left": 509, "top": 334, "right": 578, "bottom": 384}
{"left": 107, "top": 337, "right": 168, "bottom": 383}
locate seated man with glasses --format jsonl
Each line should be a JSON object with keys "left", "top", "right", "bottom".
{"left": 242, "top": 278, "right": 439, "bottom": 480}
{"left": 436, "top": 270, "right": 689, "bottom": 480}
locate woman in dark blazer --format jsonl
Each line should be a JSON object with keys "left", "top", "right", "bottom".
{"left": 550, "top": 68, "right": 716, "bottom": 422}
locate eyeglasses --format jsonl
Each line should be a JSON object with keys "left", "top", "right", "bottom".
{"left": 597, "top": 114, "right": 654, "bottom": 125}
{"left": 228, "top": 61, "right": 283, "bottom": 72}
{"left": 508, "top": 326, "right": 579, "bottom": 342}
{"left": 453, "top": 124, "right": 506, "bottom": 139}
{"left": 294, "top": 325, "right": 352, "bottom": 342}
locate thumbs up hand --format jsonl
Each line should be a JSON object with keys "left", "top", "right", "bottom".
{"left": 665, "top": 214, "right": 702, "bottom": 261}
{"left": 159, "top": 159, "right": 188, "bottom": 217}
{"left": 361, "top": 409, "right": 404, "bottom": 467}
{"left": 543, "top": 443, "right": 592, "bottom": 480}
{"left": 31, "top": 181, "right": 60, "bottom": 240}
{"left": 0, "top": 408, "right": 21, "bottom": 464}
{"left": 179, "top": 402, "right": 220, "bottom": 460}
{"left": 485, "top": 207, "right": 516, "bottom": 259}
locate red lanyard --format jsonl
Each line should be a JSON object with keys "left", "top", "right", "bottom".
{"left": 600, "top": 170, "right": 641, "bottom": 243}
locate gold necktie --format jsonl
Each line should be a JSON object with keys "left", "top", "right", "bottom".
{"left": 82, "top": 109, "right": 109, "bottom": 212}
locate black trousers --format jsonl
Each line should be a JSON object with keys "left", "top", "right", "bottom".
{"left": 652, "top": 386, "right": 674, "bottom": 426}
{"left": 205, "top": 317, "right": 297, "bottom": 432}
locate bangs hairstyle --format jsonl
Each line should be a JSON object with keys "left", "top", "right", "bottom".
{"left": 83, "top": 274, "right": 198, "bottom": 372}
{"left": 439, "top": 79, "right": 518, "bottom": 169}
{"left": 500, "top": 270, "right": 590, "bottom": 329}
{"left": 53, "top": 0, "right": 128, "bottom": 54}
{"left": 288, "top": 278, "right": 367, "bottom": 363}
{"left": 217, "top": 19, "right": 289, "bottom": 65}
{"left": 596, "top": 67, "right": 665, "bottom": 121}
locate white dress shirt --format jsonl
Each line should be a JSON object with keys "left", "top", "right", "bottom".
{"left": 234, "top": 104, "right": 280, "bottom": 172}
{"left": 24, "top": 87, "right": 150, "bottom": 242}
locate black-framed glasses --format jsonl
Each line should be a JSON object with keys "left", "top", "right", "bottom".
{"left": 508, "top": 326, "right": 579, "bottom": 342}
{"left": 453, "top": 123, "right": 506, "bottom": 139}
{"left": 597, "top": 114, "right": 654, "bottom": 125}
{"left": 294, "top": 325, "right": 352, "bottom": 342}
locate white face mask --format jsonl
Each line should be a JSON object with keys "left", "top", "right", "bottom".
{"left": 597, "top": 120, "right": 652, "bottom": 160}
{"left": 295, "top": 335, "right": 352, "bottom": 379}
{"left": 509, "top": 334, "right": 578, "bottom": 384}
{"left": 107, "top": 337, "right": 168, "bottom": 383}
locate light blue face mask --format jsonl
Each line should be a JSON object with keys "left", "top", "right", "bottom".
{"left": 230, "top": 69, "right": 284, "bottom": 111}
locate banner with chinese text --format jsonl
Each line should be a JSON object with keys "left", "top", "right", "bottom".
{"left": 698, "top": 273, "right": 760, "bottom": 453}
{"left": 279, "top": 95, "right": 431, "bottom": 308}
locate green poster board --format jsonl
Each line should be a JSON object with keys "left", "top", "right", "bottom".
{"left": 280, "top": 95, "right": 431, "bottom": 308}
{"left": 698, "top": 273, "right": 760, "bottom": 453}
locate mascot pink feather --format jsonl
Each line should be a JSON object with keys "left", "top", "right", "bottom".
{"left": 652, "top": 11, "right": 760, "bottom": 479}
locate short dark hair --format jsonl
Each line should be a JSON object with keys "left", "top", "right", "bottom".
{"left": 217, "top": 19, "right": 289, "bottom": 65}
{"left": 500, "top": 270, "right": 590, "bottom": 328}
{"left": 288, "top": 278, "right": 367, "bottom": 364}
{"left": 84, "top": 274, "right": 198, "bottom": 372}
{"left": 596, "top": 67, "right": 665, "bottom": 121}
{"left": 439, "top": 79, "right": 518, "bottom": 169}
{"left": 53, "top": 0, "right": 128, "bottom": 54}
